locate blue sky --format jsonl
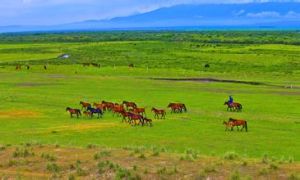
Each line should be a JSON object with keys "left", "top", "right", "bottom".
{"left": 0, "top": 0, "right": 299, "bottom": 26}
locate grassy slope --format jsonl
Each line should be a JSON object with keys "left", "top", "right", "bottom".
{"left": 1, "top": 41, "right": 300, "bottom": 75}
{"left": 0, "top": 66, "right": 299, "bottom": 161}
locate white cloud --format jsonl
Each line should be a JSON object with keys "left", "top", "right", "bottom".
{"left": 246, "top": 10, "right": 300, "bottom": 18}
{"left": 246, "top": 11, "right": 281, "bottom": 18}
{"left": 285, "top": 11, "right": 300, "bottom": 18}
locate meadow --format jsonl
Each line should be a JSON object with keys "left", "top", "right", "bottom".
{"left": 0, "top": 31, "right": 299, "bottom": 179}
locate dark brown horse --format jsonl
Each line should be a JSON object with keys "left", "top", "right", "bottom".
{"left": 91, "top": 63, "right": 100, "bottom": 68}
{"left": 66, "top": 107, "right": 81, "bottom": 118}
{"left": 80, "top": 101, "right": 91, "bottom": 110}
{"left": 120, "top": 110, "right": 131, "bottom": 123}
{"left": 82, "top": 63, "right": 91, "bottom": 67}
{"left": 224, "top": 101, "right": 242, "bottom": 112}
{"left": 223, "top": 118, "right": 248, "bottom": 132}
{"left": 122, "top": 101, "right": 137, "bottom": 110}
{"left": 143, "top": 117, "right": 153, "bottom": 127}
{"left": 167, "top": 103, "right": 187, "bottom": 113}
{"left": 128, "top": 112, "right": 144, "bottom": 126}
{"left": 151, "top": 108, "right": 166, "bottom": 119}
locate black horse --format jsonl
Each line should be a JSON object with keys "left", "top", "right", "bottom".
{"left": 87, "top": 107, "right": 103, "bottom": 119}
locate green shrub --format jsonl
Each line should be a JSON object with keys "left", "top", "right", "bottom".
{"left": 41, "top": 153, "right": 56, "bottom": 161}
{"left": 46, "top": 163, "right": 60, "bottom": 173}
{"left": 288, "top": 173, "right": 300, "bottom": 180}
{"left": 230, "top": 170, "right": 241, "bottom": 180}
{"left": 224, "top": 151, "right": 239, "bottom": 160}
{"left": 94, "top": 150, "right": 111, "bottom": 160}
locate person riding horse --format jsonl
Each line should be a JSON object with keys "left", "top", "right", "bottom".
{"left": 228, "top": 95, "right": 233, "bottom": 105}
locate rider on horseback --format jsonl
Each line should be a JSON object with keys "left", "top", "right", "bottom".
{"left": 228, "top": 95, "right": 233, "bottom": 105}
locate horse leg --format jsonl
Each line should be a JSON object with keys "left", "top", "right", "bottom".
{"left": 241, "top": 125, "right": 244, "bottom": 131}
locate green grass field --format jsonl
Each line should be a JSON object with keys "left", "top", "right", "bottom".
{"left": 0, "top": 32, "right": 299, "bottom": 164}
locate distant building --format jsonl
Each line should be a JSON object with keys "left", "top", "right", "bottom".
{"left": 58, "top": 54, "right": 70, "bottom": 59}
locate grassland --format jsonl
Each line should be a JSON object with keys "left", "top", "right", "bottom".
{"left": 0, "top": 31, "right": 299, "bottom": 179}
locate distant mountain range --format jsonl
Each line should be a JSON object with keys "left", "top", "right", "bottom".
{"left": 1, "top": 2, "right": 300, "bottom": 33}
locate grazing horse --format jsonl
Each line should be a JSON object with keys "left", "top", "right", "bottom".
{"left": 168, "top": 103, "right": 187, "bottom": 113}
{"left": 127, "top": 112, "right": 144, "bottom": 126}
{"left": 224, "top": 101, "right": 242, "bottom": 112}
{"left": 87, "top": 107, "right": 103, "bottom": 119}
{"left": 80, "top": 101, "right": 91, "bottom": 110}
{"left": 82, "top": 63, "right": 91, "bottom": 67}
{"left": 223, "top": 118, "right": 248, "bottom": 132}
{"left": 66, "top": 107, "right": 81, "bottom": 118}
{"left": 122, "top": 101, "right": 137, "bottom": 110}
{"left": 151, "top": 108, "right": 166, "bottom": 119}
{"left": 143, "top": 117, "right": 153, "bottom": 127}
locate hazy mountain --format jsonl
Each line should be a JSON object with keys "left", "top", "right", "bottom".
{"left": 1, "top": 2, "right": 300, "bottom": 33}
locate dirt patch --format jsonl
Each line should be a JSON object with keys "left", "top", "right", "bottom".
{"left": 0, "top": 145, "right": 299, "bottom": 179}
{"left": 0, "top": 110, "right": 40, "bottom": 119}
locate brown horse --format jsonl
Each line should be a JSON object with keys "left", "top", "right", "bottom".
{"left": 167, "top": 103, "right": 187, "bottom": 113}
{"left": 122, "top": 101, "right": 137, "bottom": 110}
{"left": 80, "top": 101, "right": 91, "bottom": 110}
{"left": 224, "top": 101, "right": 242, "bottom": 112}
{"left": 151, "top": 108, "right": 166, "bottom": 119}
{"left": 66, "top": 107, "right": 81, "bottom": 118}
{"left": 83, "top": 111, "right": 92, "bottom": 118}
{"left": 223, "top": 118, "right": 248, "bottom": 132}
{"left": 93, "top": 102, "right": 104, "bottom": 110}
{"left": 112, "top": 105, "right": 125, "bottom": 116}
{"left": 143, "top": 117, "right": 153, "bottom": 127}
{"left": 131, "top": 107, "right": 146, "bottom": 116}
{"left": 101, "top": 101, "right": 115, "bottom": 111}
{"left": 120, "top": 110, "right": 131, "bottom": 123}
{"left": 128, "top": 112, "right": 144, "bottom": 126}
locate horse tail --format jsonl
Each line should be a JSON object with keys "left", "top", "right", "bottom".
{"left": 78, "top": 110, "right": 82, "bottom": 116}
{"left": 183, "top": 104, "right": 187, "bottom": 112}
{"left": 245, "top": 121, "right": 248, "bottom": 132}
{"left": 240, "top": 104, "right": 243, "bottom": 111}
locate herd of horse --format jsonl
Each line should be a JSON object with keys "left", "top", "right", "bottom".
{"left": 66, "top": 100, "right": 247, "bottom": 131}
{"left": 66, "top": 101, "right": 187, "bottom": 127}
